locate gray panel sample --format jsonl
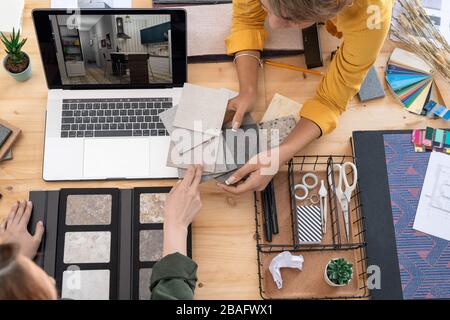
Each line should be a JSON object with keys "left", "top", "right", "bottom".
{"left": 139, "top": 268, "right": 153, "bottom": 300}
{"left": 215, "top": 121, "right": 260, "bottom": 184}
{"left": 358, "top": 66, "right": 385, "bottom": 102}
{"left": 215, "top": 116, "right": 297, "bottom": 184}
{"left": 139, "top": 230, "right": 163, "bottom": 262}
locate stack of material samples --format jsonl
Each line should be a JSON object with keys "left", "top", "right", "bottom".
{"left": 160, "top": 84, "right": 298, "bottom": 183}
{"left": 160, "top": 83, "right": 240, "bottom": 182}
{"left": 386, "top": 48, "right": 450, "bottom": 120}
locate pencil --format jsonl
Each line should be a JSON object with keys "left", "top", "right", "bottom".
{"left": 264, "top": 59, "right": 324, "bottom": 76}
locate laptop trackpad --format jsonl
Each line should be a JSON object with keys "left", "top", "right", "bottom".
{"left": 83, "top": 138, "right": 150, "bottom": 178}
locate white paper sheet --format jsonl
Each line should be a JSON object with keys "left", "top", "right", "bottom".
{"left": 51, "top": 0, "right": 132, "bottom": 8}
{"left": 414, "top": 152, "right": 450, "bottom": 241}
{"left": 178, "top": 3, "right": 303, "bottom": 57}
{"left": 0, "top": 0, "right": 24, "bottom": 33}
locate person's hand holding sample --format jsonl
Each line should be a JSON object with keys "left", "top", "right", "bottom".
{"left": 217, "top": 148, "right": 278, "bottom": 193}
{"left": 218, "top": 119, "right": 321, "bottom": 193}
{"left": 163, "top": 165, "right": 203, "bottom": 257}
{"left": 225, "top": 91, "right": 257, "bottom": 130}
{"left": 0, "top": 200, "right": 44, "bottom": 259}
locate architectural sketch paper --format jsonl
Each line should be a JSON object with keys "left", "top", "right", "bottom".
{"left": 414, "top": 152, "right": 450, "bottom": 241}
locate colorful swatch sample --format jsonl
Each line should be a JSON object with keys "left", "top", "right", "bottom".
{"left": 411, "top": 127, "right": 450, "bottom": 154}
{"left": 386, "top": 48, "right": 450, "bottom": 121}
{"left": 383, "top": 134, "right": 450, "bottom": 299}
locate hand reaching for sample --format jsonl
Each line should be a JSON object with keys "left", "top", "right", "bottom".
{"left": 0, "top": 201, "right": 44, "bottom": 260}
{"left": 217, "top": 118, "right": 323, "bottom": 194}
{"left": 163, "top": 165, "right": 203, "bottom": 256}
{"left": 224, "top": 92, "right": 257, "bottom": 130}
{"left": 217, "top": 148, "right": 281, "bottom": 194}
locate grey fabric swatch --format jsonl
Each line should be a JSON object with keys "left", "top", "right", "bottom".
{"left": 159, "top": 105, "right": 178, "bottom": 134}
{"left": 215, "top": 115, "right": 259, "bottom": 184}
{"left": 358, "top": 66, "right": 385, "bottom": 102}
{"left": 173, "top": 83, "right": 229, "bottom": 137}
{"left": 160, "top": 104, "right": 216, "bottom": 154}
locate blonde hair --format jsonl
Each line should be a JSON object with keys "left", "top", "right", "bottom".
{"left": 0, "top": 244, "right": 55, "bottom": 300}
{"left": 268, "top": 0, "right": 354, "bottom": 22}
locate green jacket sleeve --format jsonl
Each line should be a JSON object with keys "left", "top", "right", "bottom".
{"left": 150, "top": 252, "right": 198, "bottom": 300}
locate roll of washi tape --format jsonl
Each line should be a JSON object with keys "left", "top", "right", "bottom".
{"left": 294, "top": 184, "right": 309, "bottom": 201}
{"left": 302, "top": 172, "right": 319, "bottom": 189}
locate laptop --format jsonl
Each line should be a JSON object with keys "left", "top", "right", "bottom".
{"left": 33, "top": 9, "right": 187, "bottom": 181}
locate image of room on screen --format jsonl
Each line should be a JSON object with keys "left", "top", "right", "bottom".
{"left": 49, "top": 14, "right": 173, "bottom": 85}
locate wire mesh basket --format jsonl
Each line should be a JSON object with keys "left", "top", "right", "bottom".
{"left": 254, "top": 155, "right": 370, "bottom": 299}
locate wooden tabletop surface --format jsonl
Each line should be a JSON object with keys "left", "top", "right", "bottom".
{"left": 0, "top": 0, "right": 448, "bottom": 299}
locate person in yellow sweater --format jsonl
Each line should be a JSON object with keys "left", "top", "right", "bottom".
{"left": 218, "top": 0, "right": 393, "bottom": 193}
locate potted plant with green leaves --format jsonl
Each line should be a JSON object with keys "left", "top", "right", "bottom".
{"left": 1, "top": 29, "right": 32, "bottom": 82}
{"left": 324, "top": 258, "right": 353, "bottom": 287}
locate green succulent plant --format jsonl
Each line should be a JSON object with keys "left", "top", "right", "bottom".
{"left": 326, "top": 258, "right": 353, "bottom": 285}
{"left": 1, "top": 28, "right": 27, "bottom": 65}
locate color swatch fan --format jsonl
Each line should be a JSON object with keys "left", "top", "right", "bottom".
{"left": 386, "top": 48, "right": 450, "bottom": 121}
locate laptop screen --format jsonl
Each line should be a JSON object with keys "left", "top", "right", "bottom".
{"left": 33, "top": 9, "right": 187, "bottom": 89}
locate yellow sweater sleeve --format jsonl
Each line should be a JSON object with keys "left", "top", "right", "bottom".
{"left": 225, "top": 0, "right": 268, "bottom": 54}
{"left": 300, "top": 0, "right": 393, "bottom": 134}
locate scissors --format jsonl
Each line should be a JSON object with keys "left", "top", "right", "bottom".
{"left": 328, "top": 162, "right": 358, "bottom": 241}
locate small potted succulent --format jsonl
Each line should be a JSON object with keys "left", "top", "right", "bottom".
{"left": 324, "top": 258, "right": 353, "bottom": 287}
{"left": 1, "top": 29, "right": 32, "bottom": 82}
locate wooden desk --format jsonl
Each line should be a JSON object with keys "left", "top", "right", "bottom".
{"left": 0, "top": 0, "right": 448, "bottom": 300}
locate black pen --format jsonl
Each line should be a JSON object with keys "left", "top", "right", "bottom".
{"left": 261, "top": 190, "right": 272, "bottom": 242}
{"left": 267, "top": 180, "right": 279, "bottom": 235}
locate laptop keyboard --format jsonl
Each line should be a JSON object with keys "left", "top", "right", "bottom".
{"left": 60, "top": 98, "right": 172, "bottom": 138}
